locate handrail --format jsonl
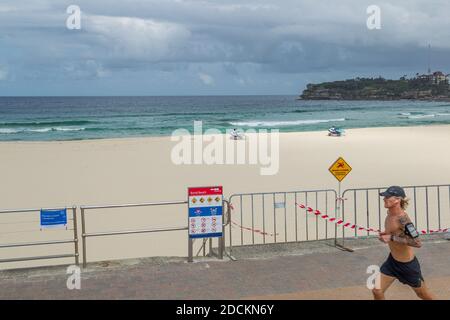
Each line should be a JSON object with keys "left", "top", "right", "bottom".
{"left": 0, "top": 206, "right": 74, "bottom": 214}
{"left": 0, "top": 206, "right": 79, "bottom": 266}
{"left": 0, "top": 239, "right": 76, "bottom": 249}
{"left": 81, "top": 200, "right": 189, "bottom": 267}
{"left": 81, "top": 200, "right": 187, "bottom": 210}
{"left": 84, "top": 226, "right": 188, "bottom": 238}
{"left": 0, "top": 254, "right": 76, "bottom": 264}
{"left": 228, "top": 188, "right": 337, "bottom": 198}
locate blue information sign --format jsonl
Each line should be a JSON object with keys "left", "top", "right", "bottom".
{"left": 40, "top": 209, "right": 67, "bottom": 229}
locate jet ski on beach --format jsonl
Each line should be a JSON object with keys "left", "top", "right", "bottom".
{"left": 328, "top": 126, "right": 345, "bottom": 137}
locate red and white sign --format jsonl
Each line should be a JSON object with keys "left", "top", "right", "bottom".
{"left": 189, "top": 186, "right": 223, "bottom": 196}
{"left": 188, "top": 186, "right": 223, "bottom": 238}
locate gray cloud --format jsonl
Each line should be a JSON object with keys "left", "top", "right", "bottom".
{"left": 0, "top": 65, "right": 8, "bottom": 80}
{"left": 1, "top": 0, "right": 450, "bottom": 95}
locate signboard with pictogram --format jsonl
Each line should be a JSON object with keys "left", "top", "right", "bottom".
{"left": 188, "top": 186, "right": 223, "bottom": 238}
{"left": 329, "top": 157, "right": 352, "bottom": 182}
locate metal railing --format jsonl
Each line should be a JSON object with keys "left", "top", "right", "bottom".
{"left": 227, "top": 189, "right": 338, "bottom": 254}
{"left": 0, "top": 206, "right": 79, "bottom": 265}
{"left": 2, "top": 184, "right": 448, "bottom": 269}
{"left": 80, "top": 200, "right": 189, "bottom": 267}
{"left": 340, "top": 184, "right": 450, "bottom": 247}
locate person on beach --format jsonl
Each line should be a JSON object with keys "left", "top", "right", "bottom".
{"left": 372, "top": 186, "right": 435, "bottom": 300}
{"left": 230, "top": 128, "right": 242, "bottom": 140}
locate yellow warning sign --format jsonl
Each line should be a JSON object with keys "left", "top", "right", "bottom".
{"left": 329, "top": 157, "right": 352, "bottom": 182}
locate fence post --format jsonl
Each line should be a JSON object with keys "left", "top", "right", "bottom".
{"left": 335, "top": 188, "right": 354, "bottom": 252}
{"left": 218, "top": 200, "right": 226, "bottom": 260}
{"left": 81, "top": 207, "right": 87, "bottom": 268}
{"left": 334, "top": 182, "right": 341, "bottom": 248}
{"left": 72, "top": 206, "right": 79, "bottom": 266}
{"left": 227, "top": 198, "right": 233, "bottom": 256}
{"left": 188, "top": 238, "right": 193, "bottom": 262}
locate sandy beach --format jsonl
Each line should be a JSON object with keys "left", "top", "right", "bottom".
{"left": 1, "top": 125, "right": 450, "bottom": 269}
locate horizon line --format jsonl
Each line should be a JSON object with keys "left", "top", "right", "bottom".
{"left": 0, "top": 94, "right": 300, "bottom": 98}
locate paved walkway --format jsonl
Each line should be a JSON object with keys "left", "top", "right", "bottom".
{"left": 1, "top": 237, "right": 449, "bottom": 300}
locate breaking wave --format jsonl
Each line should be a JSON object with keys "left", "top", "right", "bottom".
{"left": 229, "top": 118, "right": 346, "bottom": 127}
{"left": 0, "top": 127, "right": 86, "bottom": 134}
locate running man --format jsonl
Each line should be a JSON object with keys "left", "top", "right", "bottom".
{"left": 372, "top": 186, "right": 435, "bottom": 300}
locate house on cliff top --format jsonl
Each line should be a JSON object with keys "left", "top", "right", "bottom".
{"left": 417, "top": 71, "right": 449, "bottom": 85}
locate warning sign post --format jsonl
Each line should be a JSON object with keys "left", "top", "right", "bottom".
{"left": 328, "top": 156, "right": 352, "bottom": 219}
{"left": 329, "top": 157, "right": 354, "bottom": 252}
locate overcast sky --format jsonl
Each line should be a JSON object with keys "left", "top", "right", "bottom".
{"left": 1, "top": 0, "right": 450, "bottom": 96}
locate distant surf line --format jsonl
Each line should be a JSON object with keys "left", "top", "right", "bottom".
{"left": 229, "top": 118, "right": 346, "bottom": 127}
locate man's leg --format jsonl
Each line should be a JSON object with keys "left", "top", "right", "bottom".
{"left": 412, "top": 282, "right": 436, "bottom": 300}
{"left": 372, "top": 273, "right": 396, "bottom": 300}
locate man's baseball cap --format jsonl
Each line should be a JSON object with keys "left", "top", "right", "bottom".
{"left": 379, "top": 186, "right": 406, "bottom": 198}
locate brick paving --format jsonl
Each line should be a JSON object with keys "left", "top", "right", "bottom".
{"left": 0, "top": 238, "right": 449, "bottom": 300}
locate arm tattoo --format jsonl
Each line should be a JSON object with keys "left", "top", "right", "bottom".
{"left": 391, "top": 216, "right": 422, "bottom": 248}
{"left": 391, "top": 235, "right": 422, "bottom": 247}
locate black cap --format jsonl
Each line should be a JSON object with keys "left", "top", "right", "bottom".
{"left": 379, "top": 186, "right": 406, "bottom": 198}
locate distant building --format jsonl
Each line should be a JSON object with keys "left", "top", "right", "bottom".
{"left": 432, "top": 71, "right": 448, "bottom": 84}
{"left": 417, "top": 74, "right": 431, "bottom": 81}
{"left": 415, "top": 71, "right": 449, "bottom": 85}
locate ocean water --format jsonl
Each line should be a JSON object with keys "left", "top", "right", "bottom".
{"left": 0, "top": 96, "right": 450, "bottom": 141}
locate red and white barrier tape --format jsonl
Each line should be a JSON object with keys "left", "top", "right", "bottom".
{"left": 295, "top": 202, "right": 381, "bottom": 234}
{"left": 228, "top": 203, "right": 279, "bottom": 237}
{"left": 230, "top": 220, "right": 279, "bottom": 237}
{"left": 228, "top": 202, "right": 448, "bottom": 236}
{"left": 422, "top": 228, "right": 449, "bottom": 234}
{"left": 295, "top": 202, "right": 449, "bottom": 235}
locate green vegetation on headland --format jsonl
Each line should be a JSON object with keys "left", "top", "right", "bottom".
{"left": 299, "top": 71, "right": 450, "bottom": 101}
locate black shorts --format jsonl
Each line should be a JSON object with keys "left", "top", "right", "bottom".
{"left": 380, "top": 253, "right": 425, "bottom": 288}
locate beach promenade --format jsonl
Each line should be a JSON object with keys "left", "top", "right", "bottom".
{"left": 1, "top": 237, "right": 449, "bottom": 300}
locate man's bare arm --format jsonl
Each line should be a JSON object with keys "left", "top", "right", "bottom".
{"left": 391, "top": 216, "right": 422, "bottom": 248}
{"left": 391, "top": 234, "right": 422, "bottom": 247}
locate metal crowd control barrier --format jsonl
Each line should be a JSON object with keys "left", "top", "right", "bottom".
{"left": 3, "top": 184, "right": 448, "bottom": 269}
{"left": 0, "top": 206, "right": 79, "bottom": 266}
{"left": 340, "top": 184, "right": 450, "bottom": 248}
{"left": 227, "top": 189, "right": 338, "bottom": 254}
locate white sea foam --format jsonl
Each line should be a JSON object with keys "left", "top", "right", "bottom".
{"left": 0, "top": 128, "right": 20, "bottom": 134}
{"left": 53, "top": 127, "right": 86, "bottom": 131}
{"left": 229, "top": 118, "right": 346, "bottom": 127}
{"left": 0, "top": 127, "right": 86, "bottom": 134}
{"left": 408, "top": 114, "right": 435, "bottom": 119}
{"left": 28, "top": 128, "right": 53, "bottom": 133}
